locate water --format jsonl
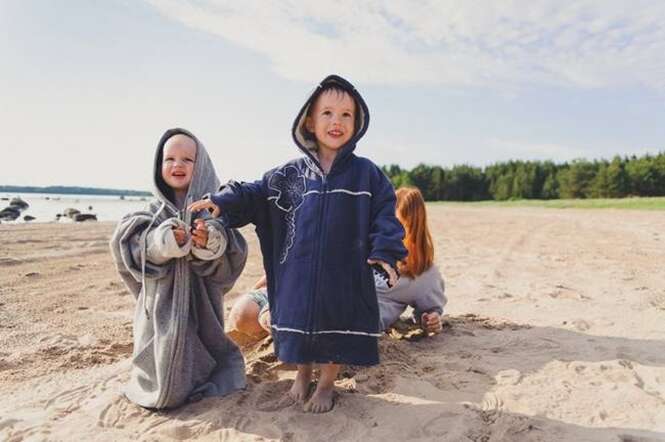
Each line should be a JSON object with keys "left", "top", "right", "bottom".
{"left": 0, "top": 192, "right": 149, "bottom": 223}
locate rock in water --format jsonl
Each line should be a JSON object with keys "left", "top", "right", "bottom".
{"left": 73, "top": 213, "right": 97, "bottom": 222}
{"left": 0, "top": 206, "right": 21, "bottom": 221}
{"left": 23, "top": 215, "right": 36, "bottom": 222}
{"left": 63, "top": 208, "right": 81, "bottom": 218}
{"left": 9, "top": 197, "right": 29, "bottom": 210}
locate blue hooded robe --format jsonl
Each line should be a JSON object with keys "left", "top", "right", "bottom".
{"left": 210, "top": 75, "right": 407, "bottom": 365}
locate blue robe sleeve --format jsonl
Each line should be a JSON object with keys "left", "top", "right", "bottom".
{"left": 209, "top": 179, "right": 266, "bottom": 228}
{"left": 367, "top": 167, "right": 407, "bottom": 269}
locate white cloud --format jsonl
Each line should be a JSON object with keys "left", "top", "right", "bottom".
{"left": 147, "top": 1, "right": 665, "bottom": 90}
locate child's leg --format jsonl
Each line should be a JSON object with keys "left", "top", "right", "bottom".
{"left": 378, "top": 296, "right": 407, "bottom": 330}
{"left": 257, "top": 307, "right": 271, "bottom": 334}
{"left": 289, "top": 364, "right": 313, "bottom": 402}
{"left": 227, "top": 295, "right": 266, "bottom": 338}
{"left": 228, "top": 290, "right": 270, "bottom": 339}
{"left": 305, "top": 363, "right": 340, "bottom": 413}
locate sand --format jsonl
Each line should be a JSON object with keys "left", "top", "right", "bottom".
{"left": 0, "top": 206, "right": 664, "bottom": 441}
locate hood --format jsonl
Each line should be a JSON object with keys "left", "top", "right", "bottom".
{"left": 292, "top": 74, "right": 370, "bottom": 173}
{"left": 153, "top": 128, "right": 221, "bottom": 211}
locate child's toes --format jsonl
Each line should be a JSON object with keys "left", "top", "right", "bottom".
{"left": 304, "top": 390, "right": 336, "bottom": 413}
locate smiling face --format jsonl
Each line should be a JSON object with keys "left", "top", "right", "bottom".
{"left": 161, "top": 134, "right": 197, "bottom": 195}
{"left": 305, "top": 88, "right": 356, "bottom": 155}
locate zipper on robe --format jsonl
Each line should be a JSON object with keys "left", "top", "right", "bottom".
{"left": 306, "top": 173, "right": 328, "bottom": 358}
{"left": 156, "top": 197, "right": 192, "bottom": 407}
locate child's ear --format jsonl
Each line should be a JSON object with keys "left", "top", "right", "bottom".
{"left": 305, "top": 115, "right": 314, "bottom": 132}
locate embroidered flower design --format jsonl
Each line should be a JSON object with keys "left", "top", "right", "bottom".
{"left": 268, "top": 166, "right": 307, "bottom": 263}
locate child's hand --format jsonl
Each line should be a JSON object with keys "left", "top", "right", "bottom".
{"left": 367, "top": 259, "right": 397, "bottom": 288}
{"left": 191, "top": 219, "right": 209, "bottom": 248}
{"left": 421, "top": 312, "right": 443, "bottom": 335}
{"left": 188, "top": 199, "right": 221, "bottom": 218}
{"left": 172, "top": 226, "right": 188, "bottom": 247}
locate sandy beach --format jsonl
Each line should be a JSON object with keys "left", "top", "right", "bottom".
{"left": 1, "top": 205, "right": 664, "bottom": 441}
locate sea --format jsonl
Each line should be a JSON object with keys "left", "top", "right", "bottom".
{"left": 0, "top": 192, "right": 150, "bottom": 223}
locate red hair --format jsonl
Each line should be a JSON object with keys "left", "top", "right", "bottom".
{"left": 395, "top": 187, "right": 434, "bottom": 278}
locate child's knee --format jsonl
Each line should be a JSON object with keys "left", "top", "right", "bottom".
{"left": 228, "top": 298, "right": 260, "bottom": 331}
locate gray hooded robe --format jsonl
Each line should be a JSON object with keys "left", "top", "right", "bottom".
{"left": 109, "top": 128, "right": 247, "bottom": 409}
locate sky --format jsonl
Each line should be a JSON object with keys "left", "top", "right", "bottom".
{"left": 1, "top": 0, "right": 664, "bottom": 191}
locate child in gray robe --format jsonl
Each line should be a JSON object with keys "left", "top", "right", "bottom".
{"left": 110, "top": 128, "right": 248, "bottom": 409}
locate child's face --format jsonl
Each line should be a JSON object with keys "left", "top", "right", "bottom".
{"left": 306, "top": 89, "right": 356, "bottom": 154}
{"left": 161, "top": 135, "right": 197, "bottom": 193}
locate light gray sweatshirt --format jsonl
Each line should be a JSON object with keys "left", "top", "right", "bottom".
{"left": 375, "top": 264, "right": 447, "bottom": 330}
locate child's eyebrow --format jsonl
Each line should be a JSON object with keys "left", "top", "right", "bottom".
{"left": 320, "top": 105, "right": 354, "bottom": 112}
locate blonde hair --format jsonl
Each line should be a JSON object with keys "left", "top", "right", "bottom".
{"left": 395, "top": 187, "right": 434, "bottom": 278}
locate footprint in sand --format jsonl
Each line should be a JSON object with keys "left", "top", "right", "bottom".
{"left": 0, "top": 358, "right": 18, "bottom": 371}
{"left": 253, "top": 380, "right": 297, "bottom": 412}
{"left": 137, "top": 416, "right": 174, "bottom": 435}
{"left": 421, "top": 410, "right": 461, "bottom": 438}
{"left": 571, "top": 319, "right": 591, "bottom": 331}
{"left": 152, "top": 425, "right": 195, "bottom": 440}
{"left": 495, "top": 369, "right": 523, "bottom": 386}
{"left": 648, "top": 293, "right": 665, "bottom": 311}
{"left": 0, "top": 257, "right": 21, "bottom": 266}
{"left": 42, "top": 384, "right": 91, "bottom": 418}
{"left": 97, "top": 395, "right": 145, "bottom": 429}
{"left": 0, "top": 418, "right": 21, "bottom": 435}
{"left": 548, "top": 285, "right": 591, "bottom": 301}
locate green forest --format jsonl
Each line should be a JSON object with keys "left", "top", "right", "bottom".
{"left": 382, "top": 151, "right": 665, "bottom": 201}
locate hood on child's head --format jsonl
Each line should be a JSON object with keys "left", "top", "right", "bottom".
{"left": 153, "top": 128, "right": 221, "bottom": 208}
{"left": 292, "top": 74, "right": 370, "bottom": 164}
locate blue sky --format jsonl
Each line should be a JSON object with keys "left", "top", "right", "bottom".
{"left": 2, "top": 0, "right": 664, "bottom": 190}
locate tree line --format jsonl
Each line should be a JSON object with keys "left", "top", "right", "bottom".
{"left": 382, "top": 152, "right": 665, "bottom": 201}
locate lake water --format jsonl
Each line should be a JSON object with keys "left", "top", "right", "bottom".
{"left": 0, "top": 192, "right": 149, "bottom": 223}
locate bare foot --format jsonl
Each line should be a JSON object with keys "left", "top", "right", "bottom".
{"left": 288, "top": 364, "right": 313, "bottom": 403}
{"left": 304, "top": 363, "right": 340, "bottom": 413}
{"left": 304, "top": 385, "right": 337, "bottom": 413}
